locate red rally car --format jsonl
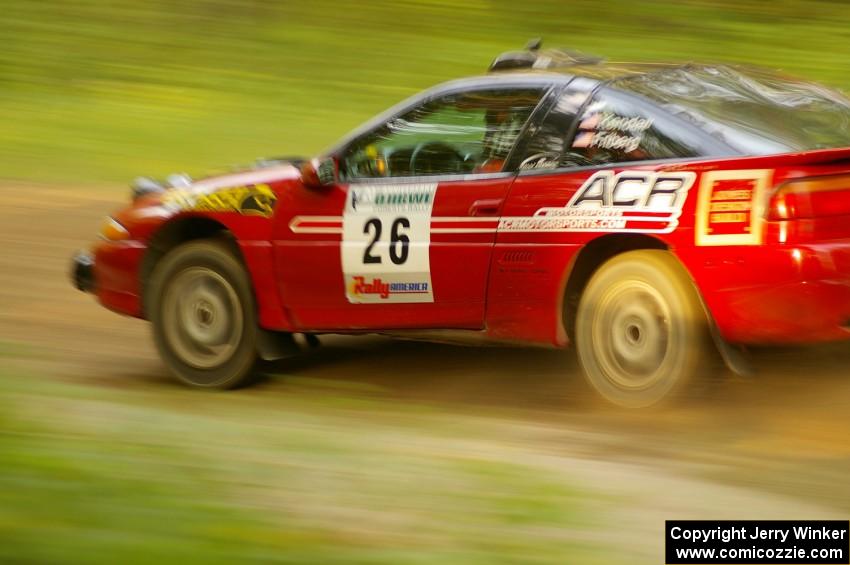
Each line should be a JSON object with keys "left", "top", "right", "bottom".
{"left": 71, "top": 44, "right": 850, "bottom": 406}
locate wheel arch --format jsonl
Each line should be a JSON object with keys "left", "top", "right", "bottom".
{"left": 140, "top": 216, "right": 240, "bottom": 317}
{"left": 140, "top": 213, "right": 294, "bottom": 331}
{"left": 560, "top": 233, "right": 744, "bottom": 375}
{"left": 562, "top": 233, "right": 669, "bottom": 341}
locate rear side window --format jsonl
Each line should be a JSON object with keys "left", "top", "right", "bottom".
{"left": 513, "top": 83, "right": 592, "bottom": 171}
{"left": 615, "top": 65, "right": 850, "bottom": 154}
{"left": 564, "top": 89, "right": 704, "bottom": 167}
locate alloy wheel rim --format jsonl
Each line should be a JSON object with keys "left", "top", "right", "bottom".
{"left": 162, "top": 267, "right": 243, "bottom": 369}
{"left": 590, "top": 279, "right": 673, "bottom": 390}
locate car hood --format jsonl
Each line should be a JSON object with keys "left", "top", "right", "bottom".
{"left": 133, "top": 159, "right": 302, "bottom": 209}
{"left": 115, "top": 161, "right": 305, "bottom": 241}
{"left": 179, "top": 162, "right": 301, "bottom": 193}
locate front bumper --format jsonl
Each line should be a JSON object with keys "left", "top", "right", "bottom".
{"left": 71, "top": 250, "right": 95, "bottom": 293}
{"left": 74, "top": 240, "right": 146, "bottom": 318}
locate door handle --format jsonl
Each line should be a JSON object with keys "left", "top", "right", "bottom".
{"left": 469, "top": 198, "right": 503, "bottom": 216}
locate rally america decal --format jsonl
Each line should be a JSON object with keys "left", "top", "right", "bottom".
{"left": 499, "top": 170, "right": 696, "bottom": 233}
{"left": 342, "top": 183, "right": 437, "bottom": 304}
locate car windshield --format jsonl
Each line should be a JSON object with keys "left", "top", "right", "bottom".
{"left": 614, "top": 65, "right": 850, "bottom": 154}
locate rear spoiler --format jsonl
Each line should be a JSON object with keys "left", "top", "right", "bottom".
{"left": 768, "top": 147, "right": 850, "bottom": 167}
{"left": 671, "top": 147, "right": 850, "bottom": 173}
{"left": 488, "top": 39, "right": 604, "bottom": 73}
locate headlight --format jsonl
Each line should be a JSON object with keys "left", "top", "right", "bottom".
{"left": 99, "top": 217, "right": 130, "bottom": 241}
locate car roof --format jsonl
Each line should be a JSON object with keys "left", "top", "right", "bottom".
{"left": 324, "top": 61, "right": 721, "bottom": 156}
{"left": 489, "top": 61, "right": 691, "bottom": 83}
{"left": 433, "top": 62, "right": 700, "bottom": 98}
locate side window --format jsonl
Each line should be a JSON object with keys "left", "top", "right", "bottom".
{"left": 564, "top": 89, "right": 701, "bottom": 166}
{"left": 514, "top": 85, "right": 591, "bottom": 171}
{"left": 340, "top": 88, "right": 544, "bottom": 180}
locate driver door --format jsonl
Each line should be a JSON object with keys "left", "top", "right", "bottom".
{"left": 275, "top": 85, "right": 548, "bottom": 330}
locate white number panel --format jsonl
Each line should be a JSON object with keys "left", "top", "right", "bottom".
{"left": 341, "top": 183, "right": 437, "bottom": 303}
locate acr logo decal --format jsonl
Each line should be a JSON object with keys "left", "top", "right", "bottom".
{"left": 695, "top": 169, "right": 772, "bottom": 246}
{"left": 163, "top": 184, "right": 277, "bottom": 218}
{"left": 499, "top": 170, "right": 696, "bottom": 233}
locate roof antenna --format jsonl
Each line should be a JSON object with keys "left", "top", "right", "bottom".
{"left": 525, "top": 38, "right": 543, "bottom": 52}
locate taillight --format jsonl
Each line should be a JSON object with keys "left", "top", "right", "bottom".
{"left": 768, "top": 174, "right": 850, "bottom": 220}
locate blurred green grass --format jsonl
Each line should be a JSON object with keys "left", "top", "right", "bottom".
{"left": 0, "top": 366, "right": 624, "bottom": 564}
{"left": 3, "top": 0, "right": 850, "bottom": 185}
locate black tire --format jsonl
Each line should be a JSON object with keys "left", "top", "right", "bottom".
{"left": 147, "top": 239, "right": 258, "bottom": 389}
{"left": 575, "top": 250, "right": 713, "bottom": 407}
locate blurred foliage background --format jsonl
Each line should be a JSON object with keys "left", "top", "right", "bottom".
{"left": 4, "top": 0, "right": 850, "bottom": 185}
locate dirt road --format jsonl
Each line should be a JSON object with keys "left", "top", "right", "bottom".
{"left": 2, "top": 184, "right": 849, "bottom": 560}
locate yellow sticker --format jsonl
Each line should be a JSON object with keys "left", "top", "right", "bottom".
{"left": 164, "top": 184, "right": 277, "bottom": 218}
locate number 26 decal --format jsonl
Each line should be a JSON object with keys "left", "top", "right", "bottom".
{"left": 342, "top": 183, "right": 436, "bottom": 303}
{"left": 363, "top": 217, "right": 410, "bottom": 265}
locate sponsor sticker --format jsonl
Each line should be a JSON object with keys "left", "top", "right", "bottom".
{"left": 695, "top": 170, "right": 772, "bottom": 246}
{"left": 342, "top": 183, "right": 437, "bottom": 304}
{"left": 347, "top": 276, "right": 431, "bottom": 301}
{"left": 163, "top": 184, "right": 277, "bottom": 218}
{"left": 499, "top": 170, "right": 695, "bottom": 233}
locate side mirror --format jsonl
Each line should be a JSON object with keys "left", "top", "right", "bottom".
{"left": 300, "top": 157, "right": 337, "bottom": 189}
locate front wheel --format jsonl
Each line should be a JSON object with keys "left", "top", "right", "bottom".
{"left": 148, "top": 239, "right": 258, "bottom": 388}
{"left": 575, "top": 250, "right": 713, "bottom": 407}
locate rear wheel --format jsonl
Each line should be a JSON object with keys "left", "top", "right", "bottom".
{"left": 148, "top": 239, "right": 258, "bottom": 388}
{"left": 575, "top": 250, "right": 712, "bottom": 407}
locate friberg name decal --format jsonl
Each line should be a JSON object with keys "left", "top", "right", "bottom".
{"left": 499, "top": 170, "right": 696, "bottom": 233}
